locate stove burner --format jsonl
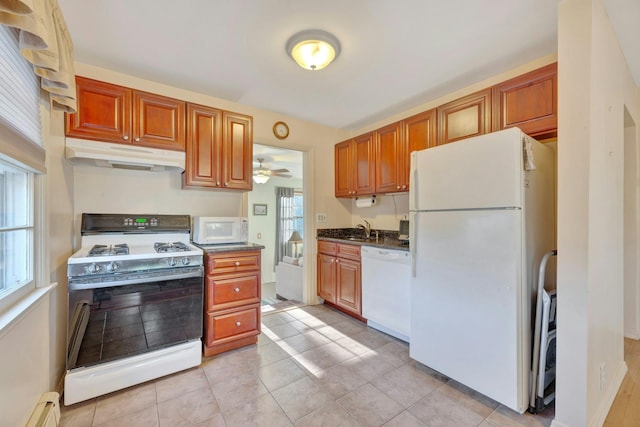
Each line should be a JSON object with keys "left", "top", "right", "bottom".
{"left": 88, "top": 244, "right": 129, "bottom": 256}
{"left": 154, "top": 242, "right": 191, "bottom": 253}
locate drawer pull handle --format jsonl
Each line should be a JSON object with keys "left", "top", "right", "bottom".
{"left": 235, "top": 321, "right": 242, "bottom": 327}
{"left": 234, "top": 287, "right": 240, "bottom": 293}
{"left": 235, "top": 261, "right": 240, "bottom": 266}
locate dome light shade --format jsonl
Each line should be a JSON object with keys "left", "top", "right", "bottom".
{"left": 253, "top": 173, "right": 269, "bottom": 184}
{"left": 286, "top": 30, "right": 341, "bottom": 71}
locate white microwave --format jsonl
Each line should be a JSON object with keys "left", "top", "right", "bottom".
{"left": 192, "top": 217, "right": 248, "bottom": 245}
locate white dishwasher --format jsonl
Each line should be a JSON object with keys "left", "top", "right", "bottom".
{"left": 361, "top": 246, "right": 411, "bottom": 342}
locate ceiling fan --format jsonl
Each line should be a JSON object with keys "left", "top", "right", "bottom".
{"left": 253, "top": 158, "right": 291, "bottom": 184}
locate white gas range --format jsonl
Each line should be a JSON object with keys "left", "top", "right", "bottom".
{"left": 65, "top": 213, "right": 204, "bottom": 405}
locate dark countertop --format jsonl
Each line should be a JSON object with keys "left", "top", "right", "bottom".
{"left": 193, "top": 242, "right": 265, "bottom": 254}
{"left": 317, "top": 228, "right": 409, "bottom": 252}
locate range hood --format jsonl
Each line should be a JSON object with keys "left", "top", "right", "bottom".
{"left": 65, "top": 138, "right": 185, "bottom": 172}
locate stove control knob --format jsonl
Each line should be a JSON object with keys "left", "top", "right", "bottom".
{"left": 86, "top": 263, "right": 100, "bottom": 274}
{"left": 181, "top": 257, "right": 191, "bottom": 266}
{"left": 167, "top": 257, "right": 177, "bottom": 267}
{"left": 107, "top": 262, "right": 119, "bottom": 272}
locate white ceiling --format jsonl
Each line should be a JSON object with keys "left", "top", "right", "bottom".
{"left": 57, "top": 0, "right": 639, "bottom": 132}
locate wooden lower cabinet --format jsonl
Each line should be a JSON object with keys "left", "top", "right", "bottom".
{"left": 203, "top": 250, "right": 261, "bottom": 356}
{"left": 317, "top": 241, "right": 363, "bottom": 319}
{"left": 335, "top": 257, "right": 361, "bottom": 314}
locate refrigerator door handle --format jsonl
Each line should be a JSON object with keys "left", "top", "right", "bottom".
{"left": 410, "top": 211, "right": 417, "bottom": 277}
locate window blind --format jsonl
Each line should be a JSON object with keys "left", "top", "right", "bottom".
{"left": 0, "top": 24, "right": 45, "bottom": 173}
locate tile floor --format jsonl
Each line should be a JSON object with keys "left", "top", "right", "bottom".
{"left": 60, "top": 303, "right": 555, "bottom": 427}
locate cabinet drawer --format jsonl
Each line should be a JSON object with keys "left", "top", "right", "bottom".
{"left": 318, "top": 241, "right": 337, "bottom": 255}
{"left": 206, "top": 273, "right": 260, "bottom": 310}
{"left": 206, "top": 251, "right": 260, "bottom": 274}
{"left": 205, "top": 305, "right": 260, "bottom": 346}
{"left": 337, "top": 243, "right": 361, "bottom": 261}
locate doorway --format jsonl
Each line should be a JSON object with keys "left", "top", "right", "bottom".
{"left": 248, "top": 144, "right": 305, "bottom": 308}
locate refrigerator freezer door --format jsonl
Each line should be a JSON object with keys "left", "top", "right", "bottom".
{"left": 410, "top": 128, "right": 523, "bottom": 211}
{"left": 410, "top": 209, "right": 529, "bottom": 413}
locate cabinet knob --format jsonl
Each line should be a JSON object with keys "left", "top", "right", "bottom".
{"left": 216, "top": 181, "right": 220, "bottom": 186}
{"left": 235, "top": 261, "right": 240, "bottom": 266}
{"left": 396, "top": 185, "right": 400, "bottom": 189}
{"left": 122, "top": 135, "right": 129, "bottom": 140}
{"left": 234, "top": 287, "right": 240, "bottom": 293}
{"left": 235, "top": 321, "right": 242, "bottom": 327}
{"left": 224, "top": 182, "right": 228, "bottom": 187}
{"left": 335, "top": 259, "right": 340, "bottom": 264}
{"left": 402, "top": 185, "right": 407, "bottom": 189}
{"left": 134, "top": 137, "right": 140, "bottom": 142}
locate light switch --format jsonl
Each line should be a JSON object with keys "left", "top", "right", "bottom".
{"left": 316, "top": 213, "right": 328, "bottom": 223}
{"left": 257, "top": 233, "right": 262, "bottom": 239}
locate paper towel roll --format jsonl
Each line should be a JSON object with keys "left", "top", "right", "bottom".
{"left": 355, "top": 196, "right": 376, "bottom": 208}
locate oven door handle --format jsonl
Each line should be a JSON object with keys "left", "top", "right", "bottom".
{"left": 68, "top": 267, "right": 204, "bottom": 291}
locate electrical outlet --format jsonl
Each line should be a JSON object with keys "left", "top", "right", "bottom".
{"left": 600, "top": 362, "right": 606, "bottom": 391}
{"left": 316, "top": 213, "right": 328, "bottom": 223}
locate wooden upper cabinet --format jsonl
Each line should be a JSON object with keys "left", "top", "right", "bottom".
{"left": 375, "top": 121, "right": 404, "bottom": 193}
{"left": 335, "top": 140, "right": 352, "bottom": 197}
{"left": 437, "top": 88, "right": 491, "bottom": 145}
{"left": 66, "top": 76, "right": 132, "bottom": 143}
{"left": 66, "top": 76, "right": 185, "bottom": 151}
{"left": 492, "top": 62, "right": 557, "bottom": 140}
{"left": 402, "top": 108, "right": 437, "bottom": 191}
{"left": 183, "top": 106, "right": 253, "bottom": 191}
{"left": 132, "top": 91, "right": 185, "bottom": 150}
{"left": 405, "top": 109, "right": 437, "bottom": 153}
{"left": 222, "top": 112, "right": 253, "bottom": 191}
{"left": 334, "top": 133, "right": 375, "bottom": 198}
{"left": 352, "top": 132, "right": 376, "bottom": 196}
{"left": 183, "top": 103, "right": 222, "bottom": 188}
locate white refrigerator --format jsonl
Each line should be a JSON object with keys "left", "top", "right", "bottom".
{"left": 408, "top": 127, "right": 555, "bottom": 413}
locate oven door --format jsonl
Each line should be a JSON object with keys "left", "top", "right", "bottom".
{"left": 67, "top": 267, "right": 203, "bottom": 371}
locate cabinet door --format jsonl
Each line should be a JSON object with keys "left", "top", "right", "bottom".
{"left": 375, "top": 121, "right": 404, "bottom": 193}
{"left": 317, "top": 253, "right": 336, "bottom": 303}
{"left": 65, "top": 76, "right": 132, "bottom": 143}
{"left": 403, "top": 109, "right": 437, "bottom": 190}
{"left": 334, "top": 140, "right": 352, "bottom": 197}
{"left": 222, "top": 112, "right": 253, "bottom": 190}
{"left": 132, "top": 91, "right": 185, "bottom": 151}
{"left": 492, "top": 62, "right": 557, "bottom": 140}
{"left": 437, "top": 89, "right": 491, "bottom": 145}
{"left": 352, "top": 132, "right": 376, "bottom": 196}
{"left": 184, "top": 103, "right": 222, "bottom": 188}
{"left": 336, "top": 258, "right": 361, "bottom": 315}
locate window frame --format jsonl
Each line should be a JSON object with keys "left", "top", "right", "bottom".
{"left": 0, "top": 156, "right": 45, "bottom": 313}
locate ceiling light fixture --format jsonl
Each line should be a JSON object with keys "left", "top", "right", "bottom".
{"left": 253, "top": 173, "right": 270, "bottom": 184}
{"left": 286, "top": 29, "right": 341, "bottom": 71}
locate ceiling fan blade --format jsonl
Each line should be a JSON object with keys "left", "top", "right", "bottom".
{"left": 271, "top": 173, "right": 292, "bottom": 178}
{"left": 269, "top": 168, "right": 290, "bottom": 174}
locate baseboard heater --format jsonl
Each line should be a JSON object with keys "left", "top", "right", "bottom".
{"left": 26, "top": 392, "right": 60, "bottom": 427}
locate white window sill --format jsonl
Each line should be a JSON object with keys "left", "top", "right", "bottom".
{"left": 0, "top": 283, "right": 57, "bottom": 339}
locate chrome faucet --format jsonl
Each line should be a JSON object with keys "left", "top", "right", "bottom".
{"left": 356, "top": 220, "right": 372, "bottom": 239}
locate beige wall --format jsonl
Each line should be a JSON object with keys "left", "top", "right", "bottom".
{"left": 556, "top": 1, "right": 640, "bottom": 426}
